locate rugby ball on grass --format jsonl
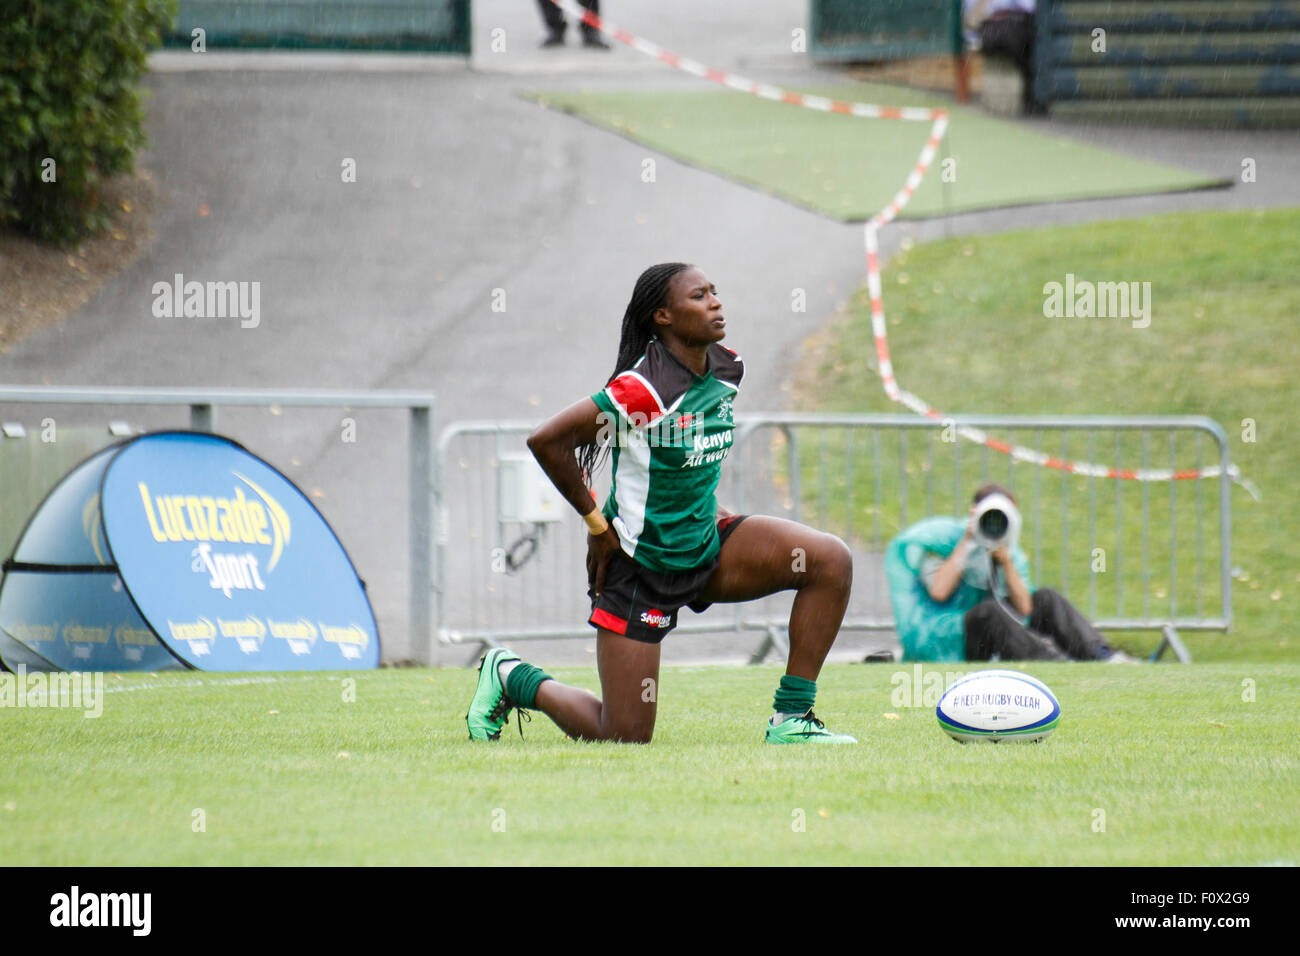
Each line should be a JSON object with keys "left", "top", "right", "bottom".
{"left": 936, "top": 669, "right": 1060, "bottom": 743}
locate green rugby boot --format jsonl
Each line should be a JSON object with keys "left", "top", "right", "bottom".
{"left": 467, "top": 647, "right": 521, "bottom": 740}
{"left": 765, "top": 709, "right": 857, "bottom": 744}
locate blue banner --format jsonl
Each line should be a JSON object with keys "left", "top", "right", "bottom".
{"left": 0, "top": 571, "right": 178, "bottom": 672}
{"left": 0, "top": 444, "right": 182, "bottom": 673}
{"left": 99, "top": 432, "right": 380, "bottom": 671}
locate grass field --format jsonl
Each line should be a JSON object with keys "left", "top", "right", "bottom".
{"left": 524, "top": 82, "right": 1225, "bottom": 219}
{"left": 2, "top": 664, "right": 1294, "bottom": 866}
{"left": 793, "top": 207, "right": 1300, "bottom": 662}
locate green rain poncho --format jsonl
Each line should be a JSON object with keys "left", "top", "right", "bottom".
{"left": 885, "top": 516, "right": 1034, "bottom": 661}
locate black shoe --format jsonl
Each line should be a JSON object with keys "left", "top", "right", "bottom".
{"left": 540, "top": 31, "right": 565, "bottom": 48}
{"left": 582, "top": 33, "right": 611, "bottom": 50}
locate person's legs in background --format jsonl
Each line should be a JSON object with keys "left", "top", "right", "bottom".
{"left": 1027, "top": 588, "right": 1115, "bottom": 660}
{"left": 978, "top": 11, "right": 1044, "bottom": 114}
{"left": 536, "top": 0, "right": 566, "bottom": 45}
{"left": 577, "top": 0, "right": 609, "bottom": 49}
{"left": 537, "top": 0, "right": 609, "bottom": 49}
{"left": 964, "top": 597, "right": 1067, "bottom": 661}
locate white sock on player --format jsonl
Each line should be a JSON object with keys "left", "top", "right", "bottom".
{"left": 498, "top": 658, "right": 522, "bottom": 685}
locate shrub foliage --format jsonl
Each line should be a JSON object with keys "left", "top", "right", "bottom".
{"left": 0, "top": 0, "right": 176, "bottom": 245}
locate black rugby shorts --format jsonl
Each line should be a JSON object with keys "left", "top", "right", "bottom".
{"left": 587, "top": 515, "right": 748, "bottom": 643}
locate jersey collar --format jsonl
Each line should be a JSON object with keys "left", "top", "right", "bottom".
{"left": 652, "top": 336, "right": 713, "bottom": 380}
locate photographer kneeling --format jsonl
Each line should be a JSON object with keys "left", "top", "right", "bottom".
{"left": 887, "top": 483, "right": 1137, "bottom": 663}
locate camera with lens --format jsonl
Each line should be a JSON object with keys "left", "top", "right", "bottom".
{"left": 971, "top": 492, "right": 1021, "bottom": 551}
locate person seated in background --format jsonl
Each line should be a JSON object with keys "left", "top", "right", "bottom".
{"left": 886, "top": 483, "right": 1137, "bottom": 662}
{"left": 964, "top": 0, "right": 1046, "bottom": 114}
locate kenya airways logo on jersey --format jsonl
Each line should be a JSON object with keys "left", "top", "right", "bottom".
{"left": 640, "top": 608, "right": 672, "bottom": 629}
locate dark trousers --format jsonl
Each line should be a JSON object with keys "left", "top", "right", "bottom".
{"left": 964, "top": 588, "right": 1113, "bottom": 661}
{"left": 538, "top": 0, "right": 601, "bottom": 39}
{"left": 979, "top": 11, "right": 1040, "bottom": 112}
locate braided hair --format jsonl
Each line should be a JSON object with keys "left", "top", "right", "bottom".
{"left": 576, "top": 262, "right": 691, "bottom": 482}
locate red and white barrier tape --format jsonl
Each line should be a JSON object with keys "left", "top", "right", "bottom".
{"left": 551, "top": 0, "right": 944, "bottom": 122}
{"left": 544, "top": 0, "right": 1245, "bottom": 487}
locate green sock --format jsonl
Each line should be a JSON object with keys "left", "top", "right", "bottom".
{"left": 505, "top": 662, "right": 552, "bottom": 709}
{"left": 773, "top": 674, "right": 816, "bottom": 716}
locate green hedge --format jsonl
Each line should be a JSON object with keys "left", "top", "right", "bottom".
{"left": 0, "top": 0, "right": 176, "bottom": 246}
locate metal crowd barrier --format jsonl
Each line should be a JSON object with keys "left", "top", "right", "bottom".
{"left": 435, "top": 414, "right": 1232, "bottom": 661}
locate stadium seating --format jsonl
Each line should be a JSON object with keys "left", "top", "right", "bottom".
{"left": 1035, "top": 0, "right": 1300, "bottom": 126}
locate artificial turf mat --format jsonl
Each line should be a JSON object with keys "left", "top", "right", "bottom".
{"left": 523, "top": 82, "right": 1228, "bottom": 220}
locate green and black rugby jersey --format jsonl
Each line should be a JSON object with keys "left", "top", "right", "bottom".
{"left": 590, "top": 337, "right": 743, "bottom": 574}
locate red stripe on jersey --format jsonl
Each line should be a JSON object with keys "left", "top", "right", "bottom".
{"left": 590, "top": 606, "right": 628, "bottom": 635}
{"left": 606, "top": 373, "right": 665, "bottom": 424}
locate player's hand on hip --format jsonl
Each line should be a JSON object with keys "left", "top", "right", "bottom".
{"left": 586, "top": 527, "right": 622, "bottom": 596}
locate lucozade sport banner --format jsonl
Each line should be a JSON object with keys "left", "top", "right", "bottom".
{"left": 100, "top": 432, "right": 380, "bottom": 671}
{"left": 0, "top": 432, "right": 379, "bottom": 672}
